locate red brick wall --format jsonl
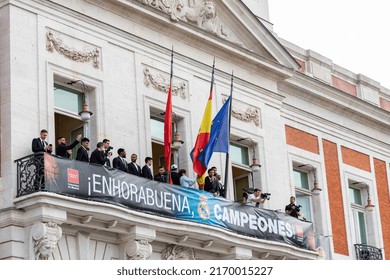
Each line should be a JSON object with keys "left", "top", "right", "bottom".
{"left": 323, "top": 140, "right": 349, "bottom": 255}
{"left": 380, "top": 97, "right": 390, "bottom": 112}
{"left": 332, "top": 76, "right": 357, "bottom": 96}
{"left": 341, "top": 146, "right": 371, "bottom": 172}
{"left": 285, "top": 125, "right": 319, "bottom": 154}
{"left": 374, "top": 159, "right": 390, "bottom": 259}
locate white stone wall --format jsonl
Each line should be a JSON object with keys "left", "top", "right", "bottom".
{"left": 1, "top": 0, "right": 389, "bottom": 260}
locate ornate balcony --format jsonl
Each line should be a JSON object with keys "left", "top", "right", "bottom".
{"left": 15, "top": 152, "right": 46, "bottom": 197}
{"left": 354, "top": 244, "right": 383, "bottom": 260}
{"left": 14, "top": 153, "right": 320, "bottom": 260}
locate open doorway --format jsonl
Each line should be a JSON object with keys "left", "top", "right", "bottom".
{"left": 232, "top": 166, "right": 251, "bottom": 202}
{"left": 55, "top": 113, "right": 84, "bottom": 159}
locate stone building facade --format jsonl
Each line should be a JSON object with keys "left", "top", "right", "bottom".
{"left": 0, "top": 0, "right": 389, "bottom": 260}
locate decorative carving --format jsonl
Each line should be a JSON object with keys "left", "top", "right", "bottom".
{"left": 161, "top": 244, "right": 195, "bottom": 260}
{"left": 31, "top": 222, "right": 62, "bottom": 260}
{"left": 138, "top": 0, "right": 181, "bottom": 21}
{"left": 143, "top": 67, "right": 187, "bottom": 99}
{"left": 124, "top": 240, "right": 152, "bottom": 260}
{"left": 177, "top": 0, "right": 227, "bottom": 38}
{"left": 46, "top": 30, "right": 100, "bottom": 68}
{"left": 232, "top": 106, "right": 261, "bottom": 127}
{"left": 223, "top": 97, "right": 261, "bottom": 127}
{"left": 137, "top": 0, "right": 244, "bottom": 44}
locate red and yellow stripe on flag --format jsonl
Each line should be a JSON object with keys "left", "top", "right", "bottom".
{"left": 191, "top": 91, "right": 213, "bottom": 188}
{"left": 190, "top": 59, "right": 215, "bottom": 189}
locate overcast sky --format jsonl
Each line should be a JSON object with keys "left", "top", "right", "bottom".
{"left": 268, "top": 0, "right": 390, "bottom": 88}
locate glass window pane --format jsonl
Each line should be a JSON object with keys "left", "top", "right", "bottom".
{"left": 150, "top": 118, "right": 164, "bottom": 141}
{"left": 293, "top": 170, "right": 309, "bottom": 190}
{"left": 296, "top": 195, "right": 312, "bottom": 221}
{"left": 230, "top": 143, "right": 249, "bottom": 165}
{"left": 358, "top": 211, "right": 367, "bottom": 244}
{"left": 54, "top": 84, "right": 83, "bottom": 113}
{"left": 349, "top": 187, "right": 362, "bottom": 205}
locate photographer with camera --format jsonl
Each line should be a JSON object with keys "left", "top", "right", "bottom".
{"left": 102, "top": 138, "right": 113, "bottom": 167}
{"left": 245, "top": 188, "right": 266, "bottom": 208}
{"left": 285, "top": 196, "right": 304, "bottom": 219}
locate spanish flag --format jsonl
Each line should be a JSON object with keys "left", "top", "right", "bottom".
{"left": 190, "top": 60, "right": 215, "bottom": 188}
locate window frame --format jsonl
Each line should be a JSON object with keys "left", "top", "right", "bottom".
{"left": 348, "top": 185, "right": 368, "bottom": 245}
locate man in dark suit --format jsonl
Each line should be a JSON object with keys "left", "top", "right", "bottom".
{"left": 112, "top": 148, "right": 128, "bottom": 172}
{"left": 31, "top": 129, "right": 52, "bottom": 191}
{"left": 76, "top": 138, "right": 90, "bottom": 162}
{"left": 127, "top": 153, "right": 142, "bottom": 176}
{"left": 32, "top": 129, "right": 53, "bottom": 154}
{"left": 55, "top": 133, "right": 82, "bottom": 158}
{"left": 154, "top": 166, "right": 168, "bottom": 183}
{"left": 141, "top": 156, "right": 153, "bottom": 180}
{"left": 90, "top": 142, "right": 109, "bottom": 166}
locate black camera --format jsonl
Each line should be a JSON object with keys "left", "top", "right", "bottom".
{"left": 289, "top": 204, "right": 302, "bottom": 211}
{"left": 104, "top": 146, "right": 113, "bottom": 156}
{"left": 242, "top": 188, "right": 254, "bottom": 198}
{"left": 261, "top": 193, "right": 271, "bottom": 200}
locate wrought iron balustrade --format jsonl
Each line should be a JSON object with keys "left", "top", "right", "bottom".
{"left": 354, "top": 244, "right": 383, "bottom": 260}
{"left": 15, "top": 152, "right": 46, "bottom": 197}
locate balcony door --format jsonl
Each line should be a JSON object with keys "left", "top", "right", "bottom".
{"left": 54, "top": 83, "right": 85, "bottom": 159}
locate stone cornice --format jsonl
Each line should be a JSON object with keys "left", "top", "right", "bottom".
{"left": 282, "top": 72, "right": 390, "bottom": 129}
{"left": 31, "top": 0, "right": 294, "bottom": 83}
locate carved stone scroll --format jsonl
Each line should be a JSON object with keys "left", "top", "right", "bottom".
{"left": 46, "top": 30, "right": 100, "bottom": 68}
{"left": 124, "top": 239, "right": 152, "bottom": 260}
{"left": 143, "top": 67, "right": 187, "bottom": 99}
{"left": 31, "top": 222, "right": 63, "bottom": 260}
{"left": 161, "top": 244, "right": 195, "bottom": 260}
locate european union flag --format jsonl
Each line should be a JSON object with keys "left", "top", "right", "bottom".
{"left": 198, "top": 96, "right": 231, "bottom": 168}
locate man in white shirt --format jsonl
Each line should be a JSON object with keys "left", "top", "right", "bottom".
{"left": 246, "top": 188, "right": 265, "bottom": 208}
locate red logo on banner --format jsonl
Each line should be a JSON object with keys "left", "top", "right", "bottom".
{"left": 67, "top": 168, "right": 79, "bottom": 185}
{"left": 296, "top": 225, "right": 304, "bottom": 238}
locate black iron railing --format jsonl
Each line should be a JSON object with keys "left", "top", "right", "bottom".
{"left": 15, "top": 152, "right": 46, "bottom": 197}
{"left": 354, "top": 244, "right": 383, "bottom": 260}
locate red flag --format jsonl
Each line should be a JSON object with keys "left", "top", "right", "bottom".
{"left": 164, "top": 49, "right": 174, "bottom": 184}
{"left": 190, "top": 59, "right": 215, "bottom": 189}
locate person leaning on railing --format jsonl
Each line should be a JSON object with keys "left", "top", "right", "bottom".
{"left": 179, "top": 169, "right": 197, "bottom": 189}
